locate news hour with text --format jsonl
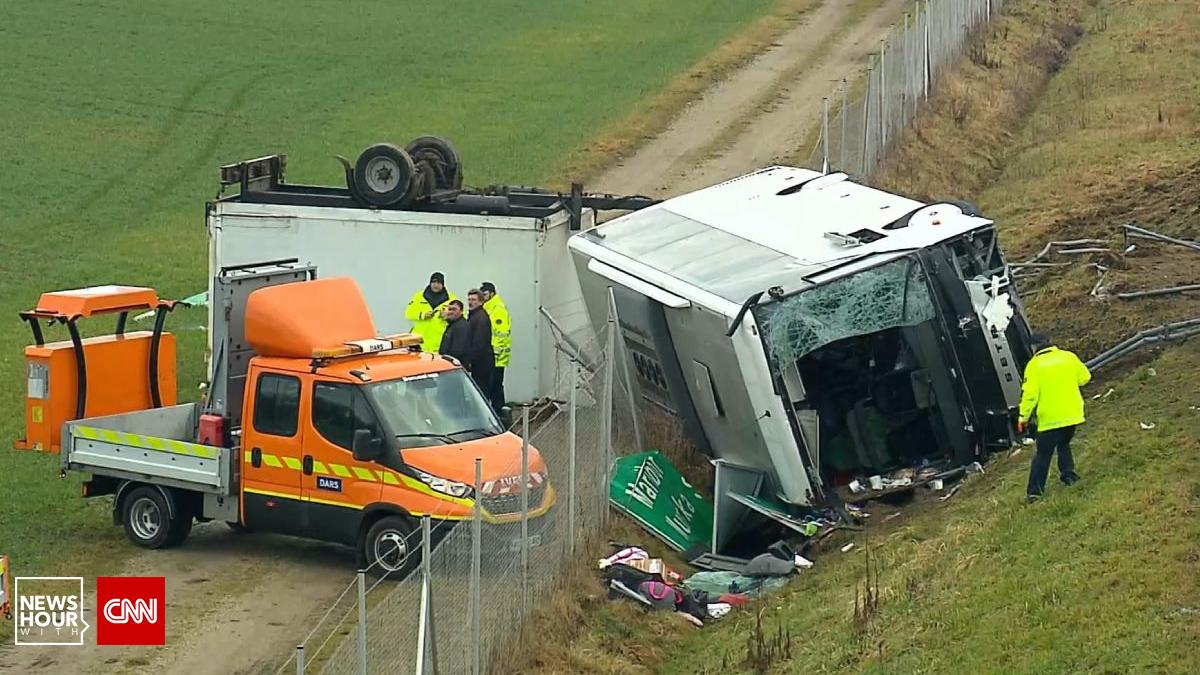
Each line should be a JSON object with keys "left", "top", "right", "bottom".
{"left": 8, "top": 566, "right": 165, "bottom": 647}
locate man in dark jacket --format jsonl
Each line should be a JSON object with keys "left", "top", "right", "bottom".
{"left": 438, "top": 300, "right": 472, "bottom": 364}
{"left": 466, "top": 289, "right": 495, "bottom": 393}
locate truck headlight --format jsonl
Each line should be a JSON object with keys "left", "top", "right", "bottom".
{"left": 412, "top": 468, "right": 472, "bottom": 498}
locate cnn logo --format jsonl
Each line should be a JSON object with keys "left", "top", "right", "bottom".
{"left": 96, "top": 577, "right": 165, "bottom": 645}
{"left": 103, "top": 597, "right": 158, "bottom": 624}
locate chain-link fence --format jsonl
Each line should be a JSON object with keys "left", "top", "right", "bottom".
{"left": 803, "top": 0, "right": 1006, "bottom": 176}
{"left": 269, "top": 297, "right": 631, "bottom": 675}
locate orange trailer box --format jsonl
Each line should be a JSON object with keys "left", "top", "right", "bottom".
{"left": 17, "top": 333, "right": 177, "bottom": 453}
{"left": 15, "top": 285, "right": 179, "bottom": 454}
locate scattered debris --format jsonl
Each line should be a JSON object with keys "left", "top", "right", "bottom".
{"left": 1117, "top": 284, "right": 1200, "bottom": 300}
{"left": 1123, "top": 223, "right": 1200, "bottom": 254}
{"left": 1148, "top": 368, "right": 1158, "bottom": 377}
{"left": 1085, "top": 318, "right": 1200, "bottom": 371}
{"left": 1140, "top": 422, "right": 1157, "bottom": 430}
{"left": 841, "top": 543, "right": 856, "bottom": 553}
{"left": 1010, "top": 447, "right": 1023, "bottom": 458}
{"left": 1092, "top": 388, "right": 1115, "bottom": 400}
{"left": 930, "top": 478, "right": 944, "bottom": 491}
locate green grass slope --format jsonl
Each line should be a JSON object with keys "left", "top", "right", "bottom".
{"left": 0, "top": 0, "right": 789, "bottom": 580}
{"left": 525, "top": 0, "right": 1200, "bottom": 672}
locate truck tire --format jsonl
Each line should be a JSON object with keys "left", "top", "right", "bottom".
{"left": 364, "top": 516, "right": 420, "bottom": 579}
{"left": 353, "top": 143, "right": 416, "bottom": 207}
{"left": 121, "top": 486, "right": 176, "bottom": 549}
{"left": 165, "top": 511, "right": 193, "bottom": 547}
{"left": 405, "top": 136, "right": 463, "bottom": 191}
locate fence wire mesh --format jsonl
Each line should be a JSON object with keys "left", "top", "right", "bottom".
{"left": 804, "top": 0, "right": 1005, "bottom": 177}
{"left": 287, "top": 305, "right": 624, "bottom": 675}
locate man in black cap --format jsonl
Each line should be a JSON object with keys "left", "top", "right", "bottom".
{"left": 405, "top": 272, "right": 458, "bottom": 351}
{"left": 479, "top": 281, "right": 511, "bottom": 408}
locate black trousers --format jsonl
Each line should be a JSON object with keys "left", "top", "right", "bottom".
{"left": 489, "top": 367, "right": 506, "bottom": 410}
{"left": 1027, "top": 425, "right": 1079, "bottom": 496}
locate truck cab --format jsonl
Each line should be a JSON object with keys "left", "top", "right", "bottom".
{"left": 240, "top": 347, "right": 554, "bottom": 573}
{"left": 24, "top": 264, "right": 554, "bottom": 576}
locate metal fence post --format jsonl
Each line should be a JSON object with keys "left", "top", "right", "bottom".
{"left": 879, "top": 41, "right": 888, "bottom": 152}
{"left": 861, "top": 58, "right": 874, "bottom": 174}
{"left": 471, "top": 458, "right": 482, "bottom": 675}
{"left": 415, "top": 516, "right": 438, "bottom": 675}
{"left": 356, "top": 571, "right": 367, "bottom": 675}
{"left": 602, "top": 289, "right": 617, "bottom": 501}
{"left": 820, "top": 96, "right": 830, "bottom": 174}
{"left": 924, "top": 0, "right": 931, "bottom": 100}
{"left": 296, "top": 645, "right": 305, "bottom": 675}
{"left": 520, "top": 406, "right": 530, "bottom": 613}
{"left": 839, "top": 79, "right": 848, "bottom": 170}
{"left": 568, "top": 360, "right": 578, "bottom": 556}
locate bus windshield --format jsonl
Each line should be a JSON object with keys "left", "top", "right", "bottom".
{"left": 365, "top": 370, "right": 503, "bottom": 449}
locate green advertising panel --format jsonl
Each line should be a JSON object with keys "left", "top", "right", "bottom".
{"left": 609, "top": 450, "right": 713, "bottom": 552}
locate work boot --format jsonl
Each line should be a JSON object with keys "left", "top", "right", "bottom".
{"left": 1062, "top": 474, "right": 1080, "bottom": 487}
{"left": 1025, "top": 494, "right": 1041, "bottom": 505}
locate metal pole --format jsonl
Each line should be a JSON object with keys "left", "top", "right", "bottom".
{"left": 840, "top": 78, "right": 848, "bottom": 170}
{"left": 904, "top": 12, "right": 912, "bottom": 120}
{"left": 414, "top": 516, "right": 438, "bottom": 675}
{"left": 821, "top": 97, "right": 830, "bottom": 174}
{"left": 356, "top": 571, "right": 367, "bottom": 675}
{"left": 296, "top": 645, "right": 305, "bottom": 675}
{"left": 879, "top": 41, "right": 888, "bottom": 151}
{"left": 520, "top": 406, "right": 530, "bottom": 612}
{"left": 471, "top": 458, "right": 482, "bottom": 675}
{"left": 568, "top": 360, "right": 578, "bottom": 556}
{"left": 861, "top": 58, "right": 874, "bottom": 173}
{"left": 924, "top": 0, "right": 931, "bottom": 100}
{"left": 601, "top": 290, "right": 617, "bottom": 500}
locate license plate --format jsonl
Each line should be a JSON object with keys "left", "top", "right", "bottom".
{"left": 508, "top": 534, "right": 541, "bottom": 552}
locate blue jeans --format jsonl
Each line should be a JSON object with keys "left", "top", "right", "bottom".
{"left": 1027, "top": 425, "right": 1079, "bottom": 496}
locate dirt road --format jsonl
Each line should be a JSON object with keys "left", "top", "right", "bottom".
{"left": 598, "top": 0, "right": 909, "bottom": 196}
{"left": 0, "top": 1, "right": 910, "bottom": 672}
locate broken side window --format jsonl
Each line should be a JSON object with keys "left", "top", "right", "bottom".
{"left": 757, "top": 257, "right": 936, "bottom": 364}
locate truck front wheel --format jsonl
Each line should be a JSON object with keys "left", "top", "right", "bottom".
{"left": 122, "top": 486, "right": 181, "bottom": 549}
{"left": 364, "top": 516, "right": 420, "bottom": 578}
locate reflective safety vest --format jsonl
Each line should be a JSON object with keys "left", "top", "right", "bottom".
{"left": 483, "top": 295, "right": 512, "bottom": 367}
{"left": 405, "top": 289, "right": 458, "bottom": 352}
{"left": 1018, "top": 346, "right": 1092, "bottom": 431}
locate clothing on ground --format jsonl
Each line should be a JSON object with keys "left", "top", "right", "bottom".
{"left": 1018, "top": 345, "right": 1092, "bottom": 431}
{"left": 406, "top": 287, "right": 458, "bottom": 351}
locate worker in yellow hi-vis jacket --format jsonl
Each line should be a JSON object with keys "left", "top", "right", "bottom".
{"left": 1018, "top": 332, "right": 1092, "bottom": 503}
{"left": 406, "top": 272, "right": 458, "bottom": 352}
{"left": 479, "top": 282, "right": 511, "bottom": 409}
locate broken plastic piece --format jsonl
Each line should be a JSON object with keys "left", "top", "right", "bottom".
{"left": 794, "top": 555, "right": 814, "bottom": 569}
{"left": 1140, "top": 422, "right": 1156, "bottom": 430}
{"left": 841, "top": 543, "right": 855, "bottom": 553}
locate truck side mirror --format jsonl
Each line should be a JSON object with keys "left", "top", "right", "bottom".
{"left": 352, "top": 429, "right": 380, "bottom": 462}
{"left": 499, "top": 406, "right": 513, "bottom": 428}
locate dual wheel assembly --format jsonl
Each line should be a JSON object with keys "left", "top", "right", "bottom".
{"left": 351, "top": 136, "right": 463, "bottom": 208}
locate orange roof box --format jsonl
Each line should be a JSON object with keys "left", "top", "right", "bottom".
{"left": 244, "top": 277, "right": 377, "bottom": 358}
{"left": 32, "top": 285, "right": 160, "bottom": 319}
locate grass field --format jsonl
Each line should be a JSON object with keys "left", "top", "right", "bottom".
{"left": 0, "top": 0, "right": 796, "bottom": 581}
{"left": 517, "top": 0, "right": 1200, "bottom": 671}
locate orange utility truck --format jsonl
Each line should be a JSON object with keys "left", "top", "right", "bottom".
{"left": 16, "top": 261, "right": 554, "bottom": 575}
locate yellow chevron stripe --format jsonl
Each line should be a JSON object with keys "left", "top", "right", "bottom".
{"left": 74, "top": 425, "right": 218, "bottom": 459}
{"left": 244, "top": 450, "right": 252, "bottom": 464}
{"left": 352, "top": 467, "right": 376, "bottom": 481}
{"left": 283, "top": 457, "right": 303, "bottom": 471}
{"left": 312, "top": 460, "right": 329, "bottom": 474}
{"left": 330, "top": 464, "right": 353, "bottom": 478}
{"left": 262, "top": 454, "right": 283, "bottom": 469}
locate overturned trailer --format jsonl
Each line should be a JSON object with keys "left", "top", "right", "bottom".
{"left": 570, "top": 167, "right": 1034, "bottom": 550}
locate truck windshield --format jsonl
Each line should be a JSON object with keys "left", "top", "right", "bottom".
{"left": 365, "top": 370, "right": 503, "bottom": 449}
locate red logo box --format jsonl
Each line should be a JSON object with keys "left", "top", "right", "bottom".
{"left": 96, "top": 576, "right": 165, "bottom": 645}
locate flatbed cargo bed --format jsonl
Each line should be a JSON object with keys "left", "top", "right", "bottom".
{"left": 62, "top": 404, "right": 234, "bottom": 495}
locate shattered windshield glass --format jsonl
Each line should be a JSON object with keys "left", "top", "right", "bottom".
{"left": 757, "top": 257, "right": 936, "bottom": 363}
